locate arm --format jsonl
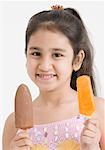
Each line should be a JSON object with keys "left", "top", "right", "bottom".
{"left": 2, "top": 112, "right": 33, "bottom": 150}
{"left": 2, "top": 113, "right": 17, "bottom": 150}
{"left": 95, "top": 97, "right": 105, "bottom": 150}
{"left": 80, "top": 97, "right": 105, "bottom": 150}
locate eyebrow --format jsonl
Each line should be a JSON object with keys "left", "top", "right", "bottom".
{"left": 29, "top": 46, "right": 66, "bottom": 52}
{"left": 52, "top": 48, "right": 66, "bottom": 52}
{"left": 29, "top": 47, "right": 40, "bottom": 51}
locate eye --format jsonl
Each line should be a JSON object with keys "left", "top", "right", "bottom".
{"left": 31, "top": 52, "right": 41, "bottom": 56}
{"left": 53, "top": 53, "right": 63, "bottom": 58}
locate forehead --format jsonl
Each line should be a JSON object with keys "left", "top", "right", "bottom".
{"left": 28, "top": 29, "right": 73, "bottom": 51}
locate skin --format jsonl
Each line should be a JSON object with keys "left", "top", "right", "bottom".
{"left": 3, "top": 29, "right": 105, "bottom": 150}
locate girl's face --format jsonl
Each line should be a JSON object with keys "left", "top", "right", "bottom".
{"left": 26, "top": 29, "right": 74, "bottom": 91}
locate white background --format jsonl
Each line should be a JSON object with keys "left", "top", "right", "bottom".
{"left": 0, "top": 1, "right": 104, "bottom": 149}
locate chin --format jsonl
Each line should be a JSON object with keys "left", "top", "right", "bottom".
{"left": 38, "top": 85, "right": 56, "bottom": 92}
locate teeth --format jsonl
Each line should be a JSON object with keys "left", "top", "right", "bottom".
{"left": 37, "top": 74, "right": 56, "bottom": 80}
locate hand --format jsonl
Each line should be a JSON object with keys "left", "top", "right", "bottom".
{"left": 10, "top": 130, "right": 33, "bottom": 150}
{"left": 80, "top": 118, "right": 101, "bottom": 150}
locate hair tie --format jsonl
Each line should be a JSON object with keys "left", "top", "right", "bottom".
{"left": 51, "top": 5, "right": 64, "bottom": 10}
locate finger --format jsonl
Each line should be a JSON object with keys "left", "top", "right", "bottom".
{"left": 82, "top": 129, "right": 96, "bottom": 138}
{"left": 15, "top": 138, "right": 33, "bottom": 147}
{"left": 19, "top": 145, "right": 31, "bottom": 150}
{"left": 84, "top": 119, "right": 99, "bottom": 128}
{"left": 14, "top": 132, "right": 30, "bottom": 141}
{"left": 81, "top": 135, "right": 93, "bottom": 144}
{"left": 89, "top": 119, "right": 100, "bottom": 128}
{"left": 84, "top": 122, "right": 98, "bottom": 133}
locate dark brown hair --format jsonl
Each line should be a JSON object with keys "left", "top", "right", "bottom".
{"left": 25, "top": 8, "right": 96, "bottom": 95}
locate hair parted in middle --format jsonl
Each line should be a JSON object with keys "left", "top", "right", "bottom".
{"left": 25, "top": 5, "right": 96, "bottom": 95}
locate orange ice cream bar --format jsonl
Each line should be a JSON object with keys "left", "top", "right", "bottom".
{"left": 77, "top": 75, "right": 95, "bottom": 117}
{"left": 15, "top": 84, "right": 33, "bottom": 129}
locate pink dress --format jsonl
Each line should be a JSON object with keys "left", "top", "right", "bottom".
{"left": 18, "top": 115, "right": 85, "bottom": 150}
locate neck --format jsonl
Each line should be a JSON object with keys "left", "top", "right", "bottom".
{"left": 38, "top": 83, "right": 76, "bottom": 107}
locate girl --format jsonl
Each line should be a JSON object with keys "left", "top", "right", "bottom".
{"left": 3, "top": 5, "right": 105, "bottom": 150}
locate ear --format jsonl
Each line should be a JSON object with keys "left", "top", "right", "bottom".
{"left": 73, "top": 50, "right": 85, "bottom": 71}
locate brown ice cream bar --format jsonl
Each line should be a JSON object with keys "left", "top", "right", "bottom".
{"left": 77, "top": 75, "right": 95, "bottom": 117}
{"left": 15, "top": 84, "right": 33, "bottom": 129}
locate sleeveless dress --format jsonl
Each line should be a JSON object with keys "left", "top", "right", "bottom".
{"left": 18, "top": 115, "right": 86, "bottom": 150}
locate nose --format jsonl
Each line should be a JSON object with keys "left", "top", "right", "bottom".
{"left": 38, "top": 57, "right": 52, "bottom": 72}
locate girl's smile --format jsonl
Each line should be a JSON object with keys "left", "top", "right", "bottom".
{"left": 36, "top": 74, "right": 57, "bottom": 81}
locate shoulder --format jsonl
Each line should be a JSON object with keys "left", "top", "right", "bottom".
{"left": 94, "top": 96, "right": 105, "bottom": 123}
{"left": 2, "top": 112, "right": 17, "bottom": 149}
{"left": 94, "top": 96, "right": 105, "bottom": 116}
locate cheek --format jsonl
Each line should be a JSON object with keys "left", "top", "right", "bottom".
{"left": 56, "top": 60, "right": 73, "bottom": 76}
{"left": 26, "top": 59, "right": 36, "bottom": 76}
